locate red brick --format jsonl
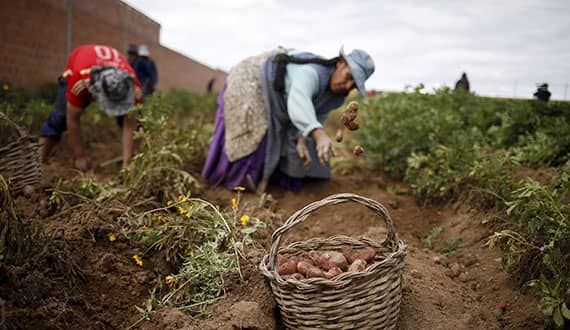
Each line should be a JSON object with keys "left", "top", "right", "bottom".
{"left": 0, "top": 0, "right": 226, "bottom": 91}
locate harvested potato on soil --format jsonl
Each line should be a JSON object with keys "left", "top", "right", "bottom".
{"left": 335, "top": 128, "right": 343, "bottom": 143}
{"left": 297, "top": 261, "right": 326, "bottom": 278}
{"left": 353, "top": 145, "right": 364, "bottom": 156}
{"left": 347, "top": 259, "right": 367, "bottom": 272}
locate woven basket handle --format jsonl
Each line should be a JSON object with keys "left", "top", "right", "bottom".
{"left": 268, "top": 193, "right": 397, "bottom": 270}
{"left": 0, "top": 111, "right": 26, "bottom": 138}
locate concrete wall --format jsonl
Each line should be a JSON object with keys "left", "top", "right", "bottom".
{"left": 0, "top": 0, "right": 225, "bottom": 92}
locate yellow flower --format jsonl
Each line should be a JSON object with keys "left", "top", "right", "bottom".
{"left": 133, "top": 254, "right": 144, "bottom": 267}
{"left": 233, "top": 186, "right": 246, "bottom": 192}
{"left": 107, "top": 232, "right": 117, "bottom": 242}
{"left": 167, "top": 200, "right": 173, "bottom": 206}
{"left": 2, "top": 84, "right": 9, "bottom": 91}
{"left": 177, "top": 195, "right": 187, "bottom": 202}
{"left": 177, "top": 206, "right": 187, "bottom": 216}
{"left": 231, "top": 197, "right": 238, "bottom": 211}
{"left": 240, "top": 214, "right": 250, "bottom": 227}
{"left": 155, "top": 213, "right": 165, "bottom": 224}
{"left": 165, "top": 275, "right": 175, "bottom": 287}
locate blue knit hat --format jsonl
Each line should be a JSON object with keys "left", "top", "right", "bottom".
{"left": 340, "top": 46, "right": 375, "bottom": 96}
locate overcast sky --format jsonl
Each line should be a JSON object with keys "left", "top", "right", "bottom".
{"left": 125, "top": 0, "right": 570, "bottom": 99}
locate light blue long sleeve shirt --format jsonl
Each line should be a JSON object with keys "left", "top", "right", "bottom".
{"left": 284, "top": 63, "right": 328, "bottom": 137}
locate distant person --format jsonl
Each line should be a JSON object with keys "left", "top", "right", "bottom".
{"left": 534, "top": 83, "right": 551, "bottom": 102}
{"left": 454, "top": 72, "right": 470, "bottom": 92}
{"left": 39, "top": 44, "right": 143, "bottom": 171}
{"left": 202, "top": 46, "right": 374, "bottom": 193}
{"left": 134, "top": 44, "right": 158, "bottom": 96}
{"left": 207, "top": 78, "right": 216, "bottom": 94}
{"left": 127, "top": 44, "right": 138, "bottom": 66}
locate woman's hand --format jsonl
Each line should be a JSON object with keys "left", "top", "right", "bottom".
{"left": 311, "top": 128, "right": 335, "bottom": 165}
{"left": 296, "top": 136, "right": 312, "bottom": 169}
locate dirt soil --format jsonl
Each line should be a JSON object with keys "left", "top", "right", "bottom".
{"left": 1, "top": 131, "right": 544, "bottom": 329}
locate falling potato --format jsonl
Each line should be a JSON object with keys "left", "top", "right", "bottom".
{"left": 345, "top": 121, "right": 359, "bottom": 131}
{"left": 353, "top": 145, "right": 364, "bottom": 156}
{"left": 335, "top": 129, "right": 343, "bottom": 143}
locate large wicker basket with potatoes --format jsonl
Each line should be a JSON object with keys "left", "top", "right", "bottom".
{"left": 259, "top": 193, "right": 407, "bottom": 329}
{"left": 0, "top": 111, "right": 41, "bottom": 194}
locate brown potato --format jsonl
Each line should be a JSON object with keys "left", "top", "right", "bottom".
{"left": 343, "top": 247, "right": 377, "bottom": 264}
{"left": 277, "top": 257, "right": 298, "bottom": 275}
{"left": 335, "top": 128, "right": 344, "bottom": 143}
{"left": 277, "top": 254, "right": 288, "bottom": 266}
{"left": 297, "top": 261, "right": 326, "bottom": 278}
{"left": 306, "top": 250, "right": 321, "bottom": 265}
{"left": 353, "top": 145, "right": 364, "bottom": 156}
{"left": 324, "top": 266, "right": 343, "bottom": 279}
{"left": 346, "top": 101, "right": 359, "bottom": 112}
{"left": 345, "top": 121, "right": 360, "bottom": 131}
{"left": 284, "top": 273, "right": 305, "bottom": 281}
{"left": 319, "top": 251, "right": 348, "bottom": 270}
{"left": 347, "top": 259, "right": 367, "bottom": 272}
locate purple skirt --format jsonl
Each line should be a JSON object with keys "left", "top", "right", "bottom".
{"left": 201, "top": 85, "right": 301, "bottom": 192}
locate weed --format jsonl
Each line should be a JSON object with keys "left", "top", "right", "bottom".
{"left": 424, "top": 226, "right": 443, "bottom": 250}
{"left": 441, "top": 236, "right": 462, "bottom": 254}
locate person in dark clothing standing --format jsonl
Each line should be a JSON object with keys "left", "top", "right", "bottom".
{"left": 207, "top": 78, "right": 216, "bottom": 93}
{"left": 534, "top": 83, "right": 551, "bottom": 102}
{"left": 127, "top": 44, "right": 138, "bottom": 67}
{"left": 454, "top": 72, "right": 470, "bottom": 92}
{"left": 134, "top": 44, "right": 158, "bottom": 96}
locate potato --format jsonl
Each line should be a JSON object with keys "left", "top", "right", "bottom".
{"left": 23, "top": 185, "right": 35, "bottom": 198}
{"left": 343, "top": 247, "right": 377, "bottom": 264}
{"left": 297, "top": 261, "right": 326, "bottom": 278}
{"left": 277, "top": 257, "right": 298, "bottom": 275}
{"left": 345, "top": 121, "right": 360, "bottom": 131}
{"left": 306, "top": 250, "right": 321, "bottom": 265}
{"left": 297, "top": 256, "right": 316, "bottom": 266}
{"left": 324, "top": 266, "right": 343, "bottom": 279}
{"left": 277, "top": 254, "right": 289, "bottom": 266}
{"left": 346, "top": 101, "right": 359, "bottom": 112}
{"left": 356, "top": 248, "right": 376, "bottom": 264}
{"left": 319, "top": 251, "right": 348, "bottom": 270}
{"left": 335, "top": 128, "right": 344, "bottom": 143}
{"left": 353, "top": 145, "right": 364, "bottom": 156}
{"left": 283, "top": 272, "right": 305, "bottom": 281}
{"left": 347, "top": 259, "right": 367, "bottom": 272}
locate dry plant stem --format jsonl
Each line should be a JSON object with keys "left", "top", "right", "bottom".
{"left": 189, "top": 198, "right": 245, "bottom": 279}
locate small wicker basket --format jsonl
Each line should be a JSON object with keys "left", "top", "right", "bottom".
{"left": 0, "top": 111, "right": 41, "bottom": 194}
{"left": 260, "top": 193, "right": 407, "bottom": 329}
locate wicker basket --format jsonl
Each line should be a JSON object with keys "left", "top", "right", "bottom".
{"left": 0, "top": 111, "right": 41, "bottom": 194}
{"left": 260, "top": 193, "right": 407, "bottom": 329}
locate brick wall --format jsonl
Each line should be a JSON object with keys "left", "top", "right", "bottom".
{"left": 0, "top": 0, "right": 226, "bottom": 92}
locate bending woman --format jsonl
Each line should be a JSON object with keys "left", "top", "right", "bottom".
{"left": 202, "top": 46, "right": 374, "bottom": 192}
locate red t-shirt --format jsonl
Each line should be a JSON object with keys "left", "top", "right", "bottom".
{"left": 62, "top": 44, "right": 142, "bottom": 108}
